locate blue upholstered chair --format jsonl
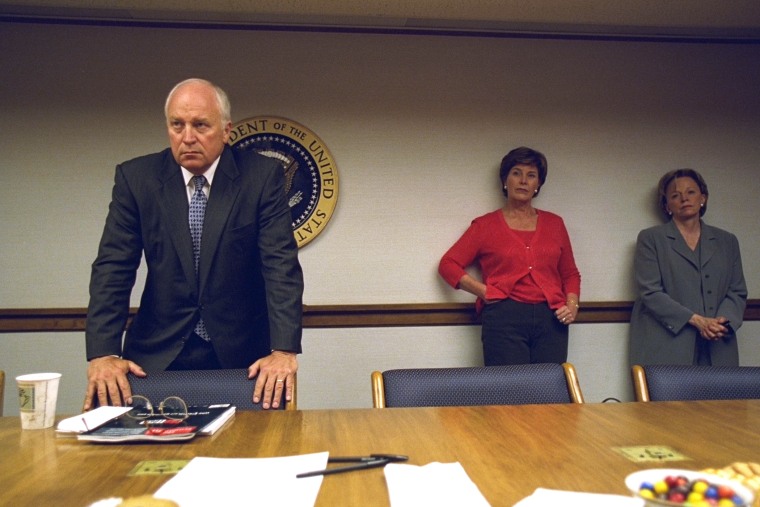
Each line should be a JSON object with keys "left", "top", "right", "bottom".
{"left": 128, "top": 369, "right": 296, "bottom": 410}
{"left": 631, "top": 364, "right": 760, "bottom": 402}
{"left": 371, "top": 363, "right": 584, "bottom": 408}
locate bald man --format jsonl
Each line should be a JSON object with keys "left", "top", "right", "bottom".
{"left": 85, "top": 78, "right": 303, "bottom": 410}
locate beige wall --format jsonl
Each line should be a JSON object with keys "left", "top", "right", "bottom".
{"left": 1, "top": 22, "right": 759, "bottom": 414}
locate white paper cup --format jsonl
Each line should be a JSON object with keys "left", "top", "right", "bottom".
{"left": 16, "top": 373, "right": 62, "bottom": 430}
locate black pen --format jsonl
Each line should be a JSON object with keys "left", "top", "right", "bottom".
{"left": 296, "top": 454, "right": 408, "bottom": 479}
{"left": 297, "top": 458, "right": 389, "bottom": 478}
{"left": 328, "top": 454, "right": 408, "bottom": 463}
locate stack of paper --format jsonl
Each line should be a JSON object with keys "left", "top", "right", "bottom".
{"left": 56, "top": 406, "right": 132, "bottom": 435}
{"left": 154, "top": 453, "right": 329, "bottom": 507}
{"left": 513, "top": 488, "right": 645, "bottom": 506}
{"left": 384, "top": 462, "right": 491, "bottom": 507}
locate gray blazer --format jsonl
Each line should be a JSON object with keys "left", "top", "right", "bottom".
{"left": 86, "top": 146, "right": 304, "bottom": 371}
{"left": 628, "top": 220, "right": 747, "bottom": 366}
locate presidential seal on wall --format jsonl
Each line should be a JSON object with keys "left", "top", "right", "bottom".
{"left": 228, "top": 116, "right": 339, "bottom": 248}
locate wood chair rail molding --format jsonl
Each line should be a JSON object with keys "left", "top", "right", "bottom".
{"left": 1, "top": 300, "right": 759, "bottom": 333}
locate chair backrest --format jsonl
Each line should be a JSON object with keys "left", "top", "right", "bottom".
{"left": 632, "top": 364, "right": 760, "bottom": 402}
{"left": 371, "top": 363, "right": 584, "bottom": 408}
{"left": 128, "top": 369, "right": 296, "bottom": 410}
{"left": 0, "top": 370, "right": 5, "bottom": 417}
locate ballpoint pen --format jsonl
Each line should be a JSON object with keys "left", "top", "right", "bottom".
{"left": 296, "top": 454, "right": 408, "bottom": 478}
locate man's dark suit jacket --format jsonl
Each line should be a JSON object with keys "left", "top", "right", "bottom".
{"left": 86, "top": 145, "right": 304, "bottom": 371}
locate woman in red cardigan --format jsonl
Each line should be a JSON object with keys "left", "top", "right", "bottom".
{"left": 439, "top": 147, "right": 581, "bottom": 365}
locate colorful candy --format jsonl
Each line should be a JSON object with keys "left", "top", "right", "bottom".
{"left": 637, "top": 474, "right": 746, "bottom": 506}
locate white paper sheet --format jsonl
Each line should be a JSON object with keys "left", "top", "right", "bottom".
{"left": 56, "top": 406, "right": 132, "bottom": 434}
{"left": 384, "top": 462, "right": 491, "bottom": 507}
{"left": 154, "top": 452, "right": 329, "bottom": 507}
{"left": 513, "top": 487, "right": 645, "bottom": 507}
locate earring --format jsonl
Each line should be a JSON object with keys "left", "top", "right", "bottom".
{"left": 534, "top": 189, "right": 538, "bottom": 194}
{"left": 700, "top": 203, "right": 704, "bottom": 207}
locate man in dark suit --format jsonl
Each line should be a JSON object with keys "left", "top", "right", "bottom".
{"left": 84, "top": 78, "right": 303, "bottom": 410}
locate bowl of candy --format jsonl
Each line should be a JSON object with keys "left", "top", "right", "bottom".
{"left": 625, "top": 468, "right": 755, "bottom": 506}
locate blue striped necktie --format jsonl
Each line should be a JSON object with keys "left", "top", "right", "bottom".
{"left": 189, "top": 175, "right": 210, "bottom": 341}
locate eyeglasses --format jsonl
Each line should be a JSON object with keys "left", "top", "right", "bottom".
{"left": 127, "top": 395, "right": 189, "bottom": 421}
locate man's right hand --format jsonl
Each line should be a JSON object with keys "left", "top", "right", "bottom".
{"left": 83, "top": 356, "right": 146, "bottom": 411}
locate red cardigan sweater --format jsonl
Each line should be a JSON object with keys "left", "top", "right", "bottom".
{"left": 439, "top": 209, "right": 581, "bottom": 313}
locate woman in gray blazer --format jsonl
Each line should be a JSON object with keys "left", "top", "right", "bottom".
{"left": 629, "top": 169, "right": 747, "bottom": 366}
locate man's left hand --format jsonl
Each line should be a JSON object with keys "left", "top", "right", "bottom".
{"left": 248, "top": 351, "right": 298, "bottom": 409}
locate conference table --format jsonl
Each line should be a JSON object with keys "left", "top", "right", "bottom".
{"left": 2, "top": 400, "right": 759, "bottom": 506}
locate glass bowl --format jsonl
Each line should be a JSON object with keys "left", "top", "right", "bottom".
{"left": 625, "top": 468, "right": 755, "bottom": 507}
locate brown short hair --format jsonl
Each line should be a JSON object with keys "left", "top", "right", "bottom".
{"left": 657, "top": 168, "right": 709, "bottom": 219}
{"left": 499, "top": 147, "right": 548, "bottom": 198}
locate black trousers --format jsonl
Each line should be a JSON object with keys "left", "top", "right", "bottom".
{"left": 167, "top": 332, "right": 222, "bottom": 370}
{"left": 480, "top": 298, "right": 568, "bottom": 366}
